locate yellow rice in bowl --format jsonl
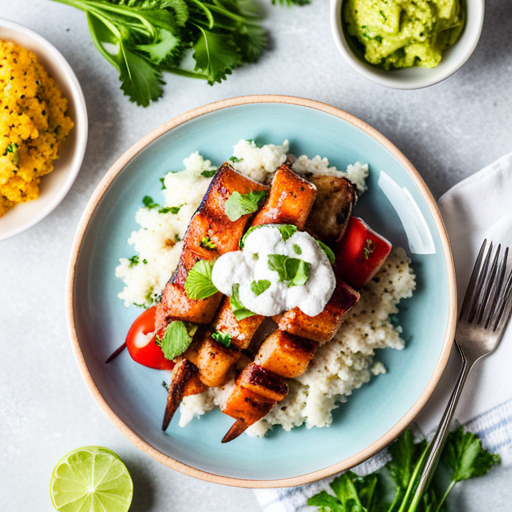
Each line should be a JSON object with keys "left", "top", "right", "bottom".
{"left": 0, "top": 40, "right": 73, "bottom": 217}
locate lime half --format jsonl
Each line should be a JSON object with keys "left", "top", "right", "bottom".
{"left": 50, "top": 446, "right": 133, "bottom": 512}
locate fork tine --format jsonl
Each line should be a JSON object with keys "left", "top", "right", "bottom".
{"left": 476, "top": 245, "right": 501, "bottom": 324}
{"left": 468, "top": 241, "right": 493, "bottom": 323}
{"left": 493, "top": 267, "right": 512, "bottom": 332}
{"left": 485, "top": 247, "right": 509, "bottom": 329}
{"left": 459, "top": 239, "right": 487, "bottom": 321}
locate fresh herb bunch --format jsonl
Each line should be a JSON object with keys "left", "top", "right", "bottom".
{"left": 52, "top": 0, "right": 270, "bottom": 106}
{"left": 308, "top": 428, "right": 500, "bottom": 512}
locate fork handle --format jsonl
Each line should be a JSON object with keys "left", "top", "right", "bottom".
{"left": 409, "top": 345, "right": 474, "bottom": 507}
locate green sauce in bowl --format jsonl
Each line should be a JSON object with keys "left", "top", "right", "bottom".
{"left": 343, "top": 0, "right": 466, "bottom": 70}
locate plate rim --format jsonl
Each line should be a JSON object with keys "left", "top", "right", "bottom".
{"left": 66, "top": 94, "right": 457, "bottom": 488}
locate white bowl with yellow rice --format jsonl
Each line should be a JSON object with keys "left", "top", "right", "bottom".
{"left": 0, "top": 18, "right": 87, "bottom": 241}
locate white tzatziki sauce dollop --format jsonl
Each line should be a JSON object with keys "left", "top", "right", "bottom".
{"left": 211, "top": 225, "right": 336, "bottom": 317}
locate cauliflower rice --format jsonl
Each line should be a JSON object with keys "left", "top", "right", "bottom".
{"left": 115, "top": 139, "right": 416, "bottom": 436}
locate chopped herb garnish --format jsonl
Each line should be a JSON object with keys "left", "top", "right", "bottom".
{"left": 4, "top": 142, "right": 19, "bottom": 165}
{"left": 211, "top": 331, "right": 232, "bottom": 348}
{"left": 230, "top": 283, "right": 255, "bottom": 321}
{"left": 363, "top": 238, "right": 375, "bottom": 259}
{"left": 142, "top": 195, "right": 159, "bottom": 209}
{"left": 174, "top": 234, "right": 181, "bottom": 242}
{"left": 159, "top": 205, "right": 182, "bottom": 214}
{"left": 159, "top": 177, "right": 166, "bottom": 190}
{"left": 201, "top": 169, "right": 217, "bottom": 178}
{"left": 316, "top": 240, "right": 335, "bottom": 265}
{"left": 293, "top": 244, "right": 302, "bottom": 255}
{"left": 157, "top": 321, "right": 197, "bottom": 361}
{"left": 185, "top": 260, "right": 218, "bottom": 300}
{"left": 224, "top": 190, "right": 269, "bottom": 222}
{"left": 128, "top": 255, "right": 139, "bottom": 267}
{"left": 229, "top": 156, "right": 242, "bottom": 163}
{"left": 162, "top": 381, "right": 169, "bottom": 392}
{"left": 267, "top": 254, "right": 311, "bottom": 287}
{"left": 142, "top": 259, "right": 148, "bottom": 265}
{"left": 200, "top": 236, "right": 217, "bottom": 251}
{"left": 251, "top": 279, "right": 271, "bottom": 296}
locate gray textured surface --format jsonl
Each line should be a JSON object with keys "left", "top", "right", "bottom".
{"left": 1, "top": 0, "right": 511, "bottom": 510}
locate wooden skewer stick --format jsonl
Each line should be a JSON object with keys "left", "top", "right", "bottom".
{"left": 222, "top": 420, "right": 249, "bottom": 444}
{"left": 162, "top": 358, "right": 198, "bottom": 431}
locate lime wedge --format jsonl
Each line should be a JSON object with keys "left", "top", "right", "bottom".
{"left": 50, "top": 446, "right": 133, "bottom": 512}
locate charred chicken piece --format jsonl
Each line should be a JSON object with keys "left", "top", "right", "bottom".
{"left": 184, "top": 163, "right": 269, "bottom": 260}
{"left": 305, "top": 175, "right": 357, "bottom": 243}
{"left": 184, "top": 331, "right": 241, "bottom": 388}
{"left": 213, "top": 297, "right": 265, "bottom": 350}
{"left": 237, "top": 363, "right": 289, "bottom": 401}
{"left": 252, "top": 162, "right": 317, "bottom": 229}
{"left": 254, "top": 331, "right": 319, "bottom": 378}
{"left": 273, "top": 280, "right": 360, "bottom": 344}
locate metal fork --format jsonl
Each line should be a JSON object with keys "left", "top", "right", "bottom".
{"left": 410, "top": 239, "right": 512, "bottom": 504}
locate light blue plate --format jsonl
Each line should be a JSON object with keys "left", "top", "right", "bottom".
{"left": 68, "top": 97, "right": 456, "bottom": 487}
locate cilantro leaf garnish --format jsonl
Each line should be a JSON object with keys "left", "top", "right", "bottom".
{"left": 316, "top": 240, "right": 335, "bottom": 265}
{"left": 251, "top": 279, "right": 271, "bottom": 296}
{"left": 201, "top": 169, "right": 217, "bottom": 178}
{"left": 142, "top": 195, "right": 159, "bottom": 209}
{"left": 239, "top": 224, "right": 297, "bottom": 248}
{"left": 293, "top": 244, "right": 302, "bottom": 255}
{"left": 229, "top": 156, "right": 242, "bottom": 163}
{"left": 211, "top": 330, "right": 232, "bottom": 348}
{"left": 267, "top": 255, "right": 311, "bottom": 287}
{"left": 307, "top": 427, "right": 500, "bottom": 512}
{"left": 224, "top": 190, "right": 269, "bottom": 222}
{"left": 159, "top": 177, "right": 166, "bottom": 190}
{"left": 184, "top": 259, "right": 218, "bottom": 300}
{"left": 200, "top": 236, "right": 217, "bottom": 251}
{"left": 158, "top": 320, "right": 196, "bottom": 360}
{"left": 230, "top": 284, "right": 255, "bottom": 321}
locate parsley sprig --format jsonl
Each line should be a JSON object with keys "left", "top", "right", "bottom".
{"left": 52, "top": 0, "right": 270, "bottom": 107}
{"left": 308, "top": 427, "right": 500, "bottom": 512}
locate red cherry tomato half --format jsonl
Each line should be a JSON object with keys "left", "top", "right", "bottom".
{"left": 126, "top": 306, "right": 175, "bottom": 370}
{"left": 334, "top": 217, "right": 392, "bottom": 289}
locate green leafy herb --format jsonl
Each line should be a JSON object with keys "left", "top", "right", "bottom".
{"left": 142, "top": 195, "right": 159, "bottom": 209}
{"left": 4, "top": 142, "right": 20, "bottom": 165}
{"left": 293, "top": 244, "right": 302, "bottom": 255}
{"left": 51, "top": 0, "right": 270, "bottom": 107}
{"left": 267, "top": 254, "right": 311, "bottom": 287}
{"left": 229, "top": 156, "right": 242, "bottom": 163}
{"left": 251, "top": 279, "right": 271, "bottom": 296}
{"left": 273, "top": 0, "right": 311, "bottom": 5}
{"left": 174, "top": 233, "right": 181, "bottom": 242}
{"left": 158, "top": 320, "right": 196, "bottom": 360}
{"left": 128, "top": 255, "right": 140, "bottom": 267}
{"left": 184, "top": 259, "right": 218, "bottom": 300}
{"left": 211, "top": 330, "right": 232, "bottom": 348}
{"left": 316, "top": 240, "right": 336, "bottom": 265}
{"left": 239, "top": 224, "right": 298, "bottom": 248}
{"left": 224, "top": 190, "right": 269, "bottom": 221}
{"left": 159, "top": 177, "right": 166, "bottom": 189}
{"left": 201, "top": 169, "right": 217, "bottom": 178}
{"left": 159, "top": 205, "right": 182, "bottom": 214}
{"left": 143, "top": 258, "right": 148, "bottom": 264}
{"left": 200, "top": 236, "right": 217, "bottom": 251}
{"left": 307, "top": 427, "right": 500, "bottom": 512}
{"left": 230, "top": 283, "right": 255, "bottom": 321}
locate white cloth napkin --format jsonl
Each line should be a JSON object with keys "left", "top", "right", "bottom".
{"left": 255, "top": 153, "right": 512, "bottom": 512}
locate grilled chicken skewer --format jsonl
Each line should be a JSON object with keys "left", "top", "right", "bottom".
{"left": 158, "top": 164, "right": 269, "bottom": 429}
{"left": 161, "top": 161, "right": 317, "bottom": 428}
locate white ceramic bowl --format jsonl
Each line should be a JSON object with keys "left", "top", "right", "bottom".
{"left": 330, "top": 0, "right": 485, "bottom": 89}
{"left": 0, "top": 19, "right": 87, "bottom": 241}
